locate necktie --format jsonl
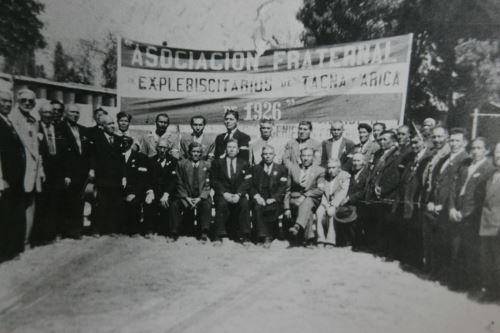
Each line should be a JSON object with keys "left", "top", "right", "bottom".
{"left": 229, "top": 159, "right": 236, "bottom": 179}
{"left": 192, "top": 163, "right": 200, "bottom": 197}
{"left": 108, "top": 135, "right": 114, "bottom": 145}
{"left": 47, "top": 125, "right": 56, "bottom": 155}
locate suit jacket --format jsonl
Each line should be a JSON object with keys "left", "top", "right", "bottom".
{"left": 90, "top": 131, "right": 125, "bottom": 189}
{"left": 10, "top": 108, "right": 44, "bottom": 192}
{"left": 0, "top": 115, "right": 25, "bottom": 191}
{"left": 399, "top": 148, "right": 432, "bottom": 219}
{"left": 211, "top": 157, "right": 251, "bottom": 197}
{"left": 148, "top": 155, "right": 178, "bottom": 198}
{"left": 320, "top": 170, "right": 350, "bottom": 208}
{"left": 451, "top": 158, "right": 495, "bottom": 220}
{"left": 124, "top": 150, "right": 150, "bottom": 199}
{"left": 250, "top": 162, "right": 288, "bottom": 205}
{"left": 367, "top": 146, "right": 402, "bottom": 201}
{"left": 180, "top": 132, "right": 216, "bottom": 160}
{"left": 284, "top": 164, "right": 325, "bottom": 209}
{"left": 57, "top": 121, "right": 92, "bottom": 185}
{"left": 320, "top": 137, "right": 355, "bottom": 170}
{"left": 428, "top": 150, "right": 469, "bottom": 208}
{"left": 214, "top": 129, "right": 251, "bottom": 162}
{"left": 346, "top": 166, "right": 370, "bottom": 205}
{"left": 282, "top": 138, "right": 321, "bottom": 169}
{"left": 358, "top": 140, "right": 380, "bottom": 165}
{"left": 479, "top": 172, "right": 500, "bottom": 236}
{"left": 140, "top": 129, "right": 181, "bottom": 158}
{"left": 38, "top": 122, "right": 64, "bottom": 187}
{"left": 175, "top": 159, "right": 211, "bottom": 203}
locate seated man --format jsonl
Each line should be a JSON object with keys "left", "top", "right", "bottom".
{"left": 285, "top": 147, "right": 325, "bottom": 245}
{"left": 169, "top": 142, "right": 212, "bottom": 242}
{"left": 143, "top": 138, "right": 178, "bottom": 237}
{"left": 121, "top": 136, "right": 150, "bottom": 235}
{"left": 250, "top": 145, "right": 288, "bottom": 248}
{"left": 315, "top": 158, "right": 350, "bottom": 246}
{"left": 211, "top": 139, "right": 252, "bottom": 245}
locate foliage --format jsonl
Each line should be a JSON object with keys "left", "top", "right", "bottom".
{"left": 0, "top": 0, "right": 46, "bottom": 75}
{"left": 102, "top": 33, "right": 117, "bottom": 88}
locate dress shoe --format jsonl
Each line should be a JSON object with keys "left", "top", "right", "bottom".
{"left": 263, "top": 237, "right": 272, "bottom": 249}
{"left": 200, "top": 233, "right": 209, "bottom": 244}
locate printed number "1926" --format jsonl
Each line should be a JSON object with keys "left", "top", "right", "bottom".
{"left": 244, "top": 102, "right": 282, "bottom": 121}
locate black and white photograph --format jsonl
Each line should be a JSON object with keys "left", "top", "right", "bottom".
{"left": 0, "top": 0, "right": 500, "bottom": 332}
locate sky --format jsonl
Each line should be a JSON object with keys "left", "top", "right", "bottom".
{"left": 36, "top": 0, "right": 305, "bottom": 80}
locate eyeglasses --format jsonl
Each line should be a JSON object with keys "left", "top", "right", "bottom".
{"left": 19, "top": 98, "right": 35, "bottom": 104}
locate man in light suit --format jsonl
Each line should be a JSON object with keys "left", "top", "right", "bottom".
{"left": 315, "top": 158, "right": 350, "bottom": 246}
{"left": 140, "top": 113, "right": 181, "bottom": 159}
{"left": 169, "top": 142, "right": 212, "bottom": 242}
{"left": 249, "top": 118, "right": 284, "bottom": 165}
{"left": 180, "top": 115, "right": 216, "bottom": 161}
{"left": 449, "top": 137, "right": 495, "bottom": 290}
{"left": 320, "top": 121, "right": 355, "bottom": 170}
{"left": 10, "top": 89, "right": 45, "bottom": 246}
{"left": 283, "top": 121, "right": 321, "bottom": 169}
{"left": 0, "top": 89, "right": 26, "bottom": 262}
{"left": 285, "top": 147, "right": 325, "bottom": 246}
{"left": 356, "top": 123, "right": 379, "bottom": 165}
{"left": 214, "top": 110, "right": 251, "bottom": 162}
{"left": 211, "top": 139, "right": 252, "bottom": 245}
{"left": 478, "top": 142, "right": 500, "bottom": 302}
{"left": 250, "top": 145, "right": 288, "bottom": 247}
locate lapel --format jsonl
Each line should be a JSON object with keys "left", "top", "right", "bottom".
{"left": 486, "top": 174, "right": 500, "bottom": 200}
{"left": 338, "top": 138, "right": 346, "bottom": 159}
{"left": 11, "top": 111, "right": 38, "bottom": 158}
{"left": 64, "top": 122, "right": 80, "bottom": 154}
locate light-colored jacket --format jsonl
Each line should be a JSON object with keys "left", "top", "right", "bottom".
{"left": 320, "top": 170, "right": 351, "bottom": 208}
{"left": 479, "top": 172, "right": 500, "bottom": 237}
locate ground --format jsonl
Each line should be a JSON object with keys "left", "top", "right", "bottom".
{"left": 0, "top": 236, "right": 499, "bottom": 333}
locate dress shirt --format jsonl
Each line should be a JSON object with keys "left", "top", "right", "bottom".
{"left": 226, "top": 157, "right": 237, "bottom": 177}
{"left": 68, "top": 123, "right": 82, "bottom": 153}
{"left": 264, "top": 163, "right": 274, "bottom": 175}
{"left": 330, "top": 138, "right": 342, "bottom": 160}
{"left": 123, "top": 150, "right": 132, "bottom": 163}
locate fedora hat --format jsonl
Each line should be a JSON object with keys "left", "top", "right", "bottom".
{"left": 335, "top": 205, "right": 357, "bottom": 223}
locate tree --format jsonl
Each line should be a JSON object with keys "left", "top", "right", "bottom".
{"left": 102, "top": 33, "right": 117, "bottom": 88}
{"left": 53, "top": 42, "right": 70, "bottom": 82}
{"left": 0, "top": 0, "right": 46, "bottom": 74}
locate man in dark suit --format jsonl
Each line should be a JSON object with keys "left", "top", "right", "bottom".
{"left": 87, "top": 107, "right": 108, "bottom": 145}
{"left": 212, "top": 139, "right": 252, "bottom": 245}
{"left": 214, "top": 110, "right": 251, "bottom": 162}
{"left": 0, "top": 89, "right": 26, "bottom": 262}
{"left": 180, "top": 115, "right": 216, "bottom": 161}
{"left": 365, "top": 130, "right": 402, "bottom": 256}
{"left": 143, "top": 138, "right": 178, "bottom": 236}
{"left": 57, "top": 104, "right": 92, "bottom": 239}
{"left": 169, "top": 142, "right": 212, "bottom": 242}
{"left": 251, "top": 145, "right": 288, "bottom": 247}
{"left": 448, "top": 137, "right": 495, "bottom": 290}
{"left": 121, "top": 136, "right": 150, "bottom": 235}
{"left": 31, "top": 102, "right": 63, "bottom": 245}
{"left": 397, "top": 125, "right": 413, "bottom": 162}
{"left": 285, "top": 147, "right": 325, "bottom": 246}
{"left": 478, "top": 142, "right": 500, "bottom": 302}
{"left": 423, "top": 127, "right": 468, "bottom": 279}
{"left": 397, "top": 135, "right": 432, "bottom": 266}
{"left": 89, "top": 114, "right": 126, "bottom": 235}
{"left": 320, "top": 120, "right": 355, "bottom": 170}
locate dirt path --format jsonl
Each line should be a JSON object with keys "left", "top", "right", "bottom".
{"left": 0, "top": 236, "right": 499, "bottom": 333}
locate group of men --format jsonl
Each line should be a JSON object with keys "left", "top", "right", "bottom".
{"left": 1, "top": 87, "right": 499, "bottom": 302}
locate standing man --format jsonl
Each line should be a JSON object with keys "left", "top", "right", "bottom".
{"left": 421, "top": 117, "right": 437, "bottom": 149}
{"left": 116, "top": 111, "right": 140, "bottom": 150}
{"left": 283, "top": 121, "right": 321, "bottom": 169}
{"left": 422, "top": 127, "right": 467, "bottom": 280}
{"left": 140, "top": 113, "right": 181, "bottom": 159}
{"left": 180, "top": 115, "right": 216, "bottom": 161}
{"left": 285, "top": 147, "right": 325, "bottom": 246}
{"left": 397, "top": 125, "right": 413, "bottom": 162}
{"left": 214, "top": 110, "right": 251, "bottom": 162}
{"left": 357, "top": 123, "right": 379, "bottom": 165}
{"left": 315, "top": 159, "right": 350, "bottom": 246}
{"left": 448, "top": 137, "right": 494, "bottom": 290}
{"left": 365, "top": 130, "right": 401, "bottom": 256}
{"left": 250, "top": 145, "right": 288, "bottom": 247}
{"left": 211, "top": 139, "right": 252, "bottom": 245}
{"left": 31, "top": 102, "right": 62, "bottom": 245}
{"left": 478, "top": 142, "right": 500, "bottom": 302}
{"left": 10, "top": 89, "right": 45, "bottom": 247}
{"left": 249, "top": 118, "right": 284, "bottom": 165}
{"left": 143, "top": 138, "right": 178, "bottom": 237}
{"left": 57, "top": 104, "right": 91, "bottom": 239}
{"left": 121, "top": 136, "right": 150, "bottom": 235}
{"left": 0, "top": 89, "right": 26, "bottom": 262}
{"left": 169, "top": 142, "right": 212, "bottom": 242}
{"left": 320, "top": 120, "right": 355, "bottom": 170}
{"left": 372, "top": 122, "right": 386, "bottom": 144}
{"left": 50, "top": 100, "right": 64, "bottom": 125}
{"left": 87, "top": 107, "right": 108, "bottom": 143}
{"left": 89, "top": 114, "right": 126, "bottom": 235}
